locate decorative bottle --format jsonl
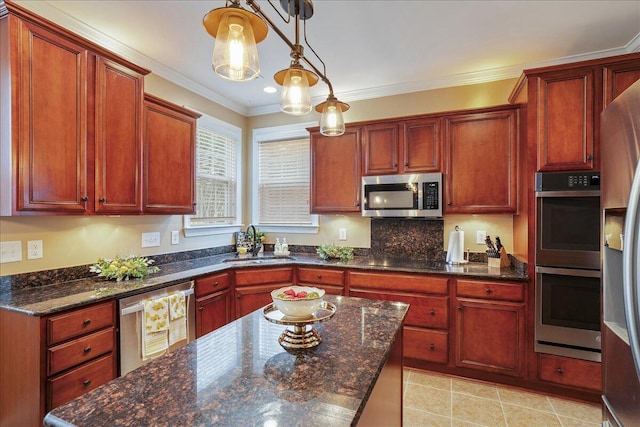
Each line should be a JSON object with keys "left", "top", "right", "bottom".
{"left": 274, "top": 238, "right": 282, "bottom": 255}
{"left": 281, "top": 238, "right": 289, "bottom": 254}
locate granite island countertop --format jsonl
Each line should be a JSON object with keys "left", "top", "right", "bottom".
{"left": 0, "top": 252, "right": 527, "bottom": 316}
{"left": 43, "top": 296, "right": 409, "bottom": 427}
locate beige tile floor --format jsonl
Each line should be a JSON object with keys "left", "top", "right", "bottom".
{"left": 403, "top": 368, "right": 602, "bottom": 427}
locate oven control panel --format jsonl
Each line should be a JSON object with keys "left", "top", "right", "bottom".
{"left": 535, "top": 171, "right": 600, "bottom": 191}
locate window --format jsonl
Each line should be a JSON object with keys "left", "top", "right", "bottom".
{"left": 184, "top": 114, "right": 242, "bottom": 236}
{"left": 252, "top": 122, "right": 318, "bottom": 233}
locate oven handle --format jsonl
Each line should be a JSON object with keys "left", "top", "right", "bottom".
{"left": 120, "top": 288, "right": 194, "bottom": 316}
{"left": 535, "top": 190, "right": 600, "bottom": 198}
{"left": 535, "top": 266, "right": 601, "bottom": 278}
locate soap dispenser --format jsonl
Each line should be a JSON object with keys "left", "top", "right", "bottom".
{"left": 281, "top": 238, "right": 288, "bottom": 254}
{"left": 274, "top": 238, "right": 282, "bottom": 255}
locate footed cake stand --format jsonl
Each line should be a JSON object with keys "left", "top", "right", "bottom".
{"left": 262, "top": 301, "right": 336, "bottom": 349}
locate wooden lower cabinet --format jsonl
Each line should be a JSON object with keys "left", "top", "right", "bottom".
{"left": 537, "top": 353, "right": 601, "bottom": 392}
{"left": 195, "top": 272, "right": 231, "bottom": 337}
{"left": 234, "top": 267, "right": 294, "bottom": 318}
{"left": 404, "top": 326, "right": 448, "bottom": 364}
{"left": 297, "top": 266, "right": 345, "bottom": 295}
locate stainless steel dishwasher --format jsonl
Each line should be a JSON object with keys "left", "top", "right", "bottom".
{"left": 118, "top": 281, "right": 195, "bottom": 376}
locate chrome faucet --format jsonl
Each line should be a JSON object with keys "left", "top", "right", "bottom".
{"left": 246, "top": 224, "right": 258, "bottom": 257}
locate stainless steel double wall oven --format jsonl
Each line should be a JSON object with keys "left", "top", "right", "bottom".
{"left": 534, "top": 171, "right": 602, "bottom": 361}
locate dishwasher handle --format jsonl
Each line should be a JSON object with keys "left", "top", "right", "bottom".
{"left": 120, "top": 288, "right": 195, "bottom": 316}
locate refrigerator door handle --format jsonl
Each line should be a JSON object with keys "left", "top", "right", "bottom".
{"left": 623, "top": 161, "right": 640, "bottom": 383}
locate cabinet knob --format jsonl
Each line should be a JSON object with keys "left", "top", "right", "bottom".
{"left": 99, "top": 197, "right": 106, "bottom": 203}
{"left": 485, "top": 287, "right": 493, "bottom": 294}
{"left": 404, "top": 162, "right": 409, "bottom": 167}
{"left": 457, "top": 305, "right": 463, "bottom": 311}
{"left": 556, "top": 368, "right": 564, "bottom": 375}
{"left": 429, "top": 344, "right": 435, "bottom": 351}
{"left": 193, "top": 202, "right": 197, "bottom": 206}
{"left": 83, "top": 319, "right": 91, "bottom": 326}
{"left": 355, "top": 202, "right": 360, "bottom": 207}
{"left": 587, "top": 154, "right": 593, "bottom": 161}
{"left": 83, "top": 346, "right": 91, "bottom": 354}
{"left": 81, "top": 196, "right": 88, "bottom": 202}
{"left": 198, "top": 306, "right": 203, "bottom": 311}
{"left": 214, "top": 281, "right": 219, "bottom": 287}
{"left": 447, "top": 202, "right": 452, "bottom": 206}
{"left": 430, "top": 309, "right": 436, "bottom": 316}
{"left": 83, "top": 379, "right": 92, "bottom": 387}
{"left": 393, "top": 163, "right": 398, "bottom": 168}
{"left": 317, "top": 275, "right": 322, "bottom": 279}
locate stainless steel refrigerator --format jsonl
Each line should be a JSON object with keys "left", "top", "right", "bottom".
{"left": 601, "top": 79, "right": 640, "bottom": 427}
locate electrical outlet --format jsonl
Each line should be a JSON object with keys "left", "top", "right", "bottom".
{"left": 141, "top": 232, "right": 160, "bottom": 248}
{"left": 171, "top": 230, "right": 180, "bottom": 245}
{"left": 27, "top": 240, "right": 43, "bottom": 260}
{"left": 339, "top": 228, "right": 347, "bottom": 241}
{"left": 476, "top": 230, "right": 487, "bottom": 244}
{"left": 0, "top": 241, "right": 22, "bottom": 263}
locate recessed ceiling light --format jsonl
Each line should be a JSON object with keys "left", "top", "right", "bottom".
{"left": 263, "top": 86, "right": 277, "bottom": 94}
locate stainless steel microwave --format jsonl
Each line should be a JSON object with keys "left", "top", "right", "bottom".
{"left": 361, "top": 173, "right": 443, "bottom": 218}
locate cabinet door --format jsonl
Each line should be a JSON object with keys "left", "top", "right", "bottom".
{"left": 15, "top": 18, "right": 89, "bottom": 212}
{"left": 143, "top": 95, "right": 198, "bottom": 214}
{"left": 362, "top": 123, "right": 399, "bottom": 175}
{"left": 444, "top": 108, "right": 518, "bottom": 213}
{"left": 310, "top": 128, "right": 362, "bottom": 213}
{"left": 455, "top": 298, "right": 525, "bottom": 377}
{"left": 94, "top": 57, "right": 144, "bottom": 213}
{"left": 196, "top": 289, "right": 231, "bottom": 337}
{"left": 535, "top": 67, "right": 596, "bottom": 171}
{"left": 602, "top": 60, "right": 640, "bottom": 108}
{"left": 235, "top": 284, "right": 286, "bottom": 318}
{"left": 400, "top": 117, "right": 441, "bottom": 173}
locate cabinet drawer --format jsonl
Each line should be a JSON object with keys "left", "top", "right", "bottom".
{"left": 48, "top": 327, "right": 115, "bottom": 376}
{"left": 456, "top": 280, "right": 524, "bottom": 302}
{"left": 48, "top": 352, "right": 116, "bottom": 409}
{"left": 235, "top": 267, "right": 294, "bottom": 286}
{"left": 538, "top": 354, "right": 601, "bottom": 391}
{"left": 349, "top": 271, "right": 449, "bottom": 295}
{"left": 404, "top": 326, "right": 448, "bottom": 364}
{"left": 298, "top": 267, "right": 344, "bottom": 286}
{"left": 47, "top": 301, "right": 115, "bottom": 345}
{"left": 195, "top": 272, "right": 230, "bottom": 296}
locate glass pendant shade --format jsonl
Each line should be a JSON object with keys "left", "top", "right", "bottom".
{"left": 280, "top": 68, "right": 312, "bottom": 115}
{"left": 212, "top": 13, "right": 260, "bottom": 81}
{"left": 319, "top": 101, "right": 346, "bottom": 136}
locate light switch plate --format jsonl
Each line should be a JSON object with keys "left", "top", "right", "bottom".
{"left": 339, "top": 228, "right": 347, "bottom": 240}
{"left": 1, "top": 241, "right": 22, "bottom": 263}
{"left": 171, "top": 231, "right": 179, "bottom": 245}
{"left": 141, "top": 232, "right": 160, "bottom": 248}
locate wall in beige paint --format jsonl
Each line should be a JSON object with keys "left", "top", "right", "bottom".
{"left": 0, "top": 76, "right": 520, "bottom": 276}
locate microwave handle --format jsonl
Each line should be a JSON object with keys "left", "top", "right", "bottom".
{"left": 535, "top": 190, "right": 600, "bottom": 198}
{"left": 535, "top": 266, "right": 601, "bottom": 278}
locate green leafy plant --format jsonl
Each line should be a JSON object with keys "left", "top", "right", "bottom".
{"left": 316, "top": 244, "right": 354, "bottom": 263}
{"left": 90, "top": 255, "right": 159, "bottom": 282}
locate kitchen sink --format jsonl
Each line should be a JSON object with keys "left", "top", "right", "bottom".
{"left": 222, "top": 255, "right": 296, "bottom": 264}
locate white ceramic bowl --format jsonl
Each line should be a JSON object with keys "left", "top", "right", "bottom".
{"left": 271, "top": 286, "right": 325, "bottom": 318}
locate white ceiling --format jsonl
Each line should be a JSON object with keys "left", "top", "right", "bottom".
{"left": 13, "top": 0, "right": 640, "bottom": 117}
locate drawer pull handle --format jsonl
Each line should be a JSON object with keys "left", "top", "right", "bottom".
{"left": 556, "top": 368, "right": 564, "bottom": 375}
{"left": 83, "top": 346, "right": 91, "bottom": 354}
{"left": 430, "top": 309, "right": 436, "bottom": 316}
{"left": 83, "top": 379, "right": 92, "bottom": 387}
{"left": 485, "top": 288, "right": 493, "bottom": 294}
{"left": 429, "top": 344, "right": 435, "bottom": 351}
{"left": 83, "top": 319, "right": 92, "bottom": 326}
{"left": 214, "top": 281, "right": 219, "bottom": 287}
{"left": 317, "top": 275, "right": 322, "bottom": 279}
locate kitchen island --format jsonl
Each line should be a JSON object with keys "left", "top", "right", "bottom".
{"left": 43, "top": 296, "right": 408, "bottom": 427}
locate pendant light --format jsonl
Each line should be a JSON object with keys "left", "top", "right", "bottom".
{"left": 274, "top": 59, "right": 319, "bottom": 115}
{"left": 203, "top": 3, "right": 268, "bottom": 81}
{"left": 316, "top": 93, "right": 349, "bottom": 136}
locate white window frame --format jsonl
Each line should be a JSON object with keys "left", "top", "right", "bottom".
{"left": 184, "top": 113, "right": 243, "bottom": 237}
{"left": 252, "top": 122, "right": 319, "bottom": 234}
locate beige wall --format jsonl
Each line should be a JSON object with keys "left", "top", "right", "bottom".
{"left": 0, "top": 76, "right": 519, "bottom": 276}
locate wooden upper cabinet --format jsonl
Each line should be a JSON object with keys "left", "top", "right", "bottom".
{"left": 444, "top": 107, "right": 519, "bottom": 213}
{"left": 362, "top": 123, "right": 400, "bottom": 175}
{"left": 143, "top": 94, "right": 200, "bottom": 214}
{"left": 400, "top": 117, "right": 441, "bottom": 173}
{"left": 13, "top": 17, "right": 90, "bottom": 213}
{"left": 310, "top": 128, "right": 362, "bottom": 214}
{"left": 602, "top": 59, "right": 640, "bottom": 108}
{"left": 94, "top": 57, "right": 145, "bottom": 214}
{"left": 534, "top": 67, "right": 596, "bottom": 171}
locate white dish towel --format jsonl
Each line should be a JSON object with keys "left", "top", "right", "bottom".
{"left": 168, "top": 291, "right": 188, "bottom": 346}
{"left": 141, "top": 296, "right": 169, "bottom": 360}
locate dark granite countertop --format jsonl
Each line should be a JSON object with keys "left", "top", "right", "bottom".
{"left": 0, "top": 252, "right": 527, "bottom": 316}
{"left": 43, "top": 296, "right": 409, "bottom": 427}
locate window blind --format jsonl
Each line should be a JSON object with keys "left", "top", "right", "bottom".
{"left": 190, "top": 126, "right": 237, "bottom": 225}
{"left": 258, "top": 138, "right": 311, "bottom": 224}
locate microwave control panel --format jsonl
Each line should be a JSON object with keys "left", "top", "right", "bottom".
{"left": 535, "top": 171, "right": 600, "bottom": 191}
{"left": 423, "top": 182, "right": 440, "bottom": 210}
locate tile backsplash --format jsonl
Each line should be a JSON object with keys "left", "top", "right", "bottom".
{"left": 370, "top": 218, "right": 444, "bottom": 262}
